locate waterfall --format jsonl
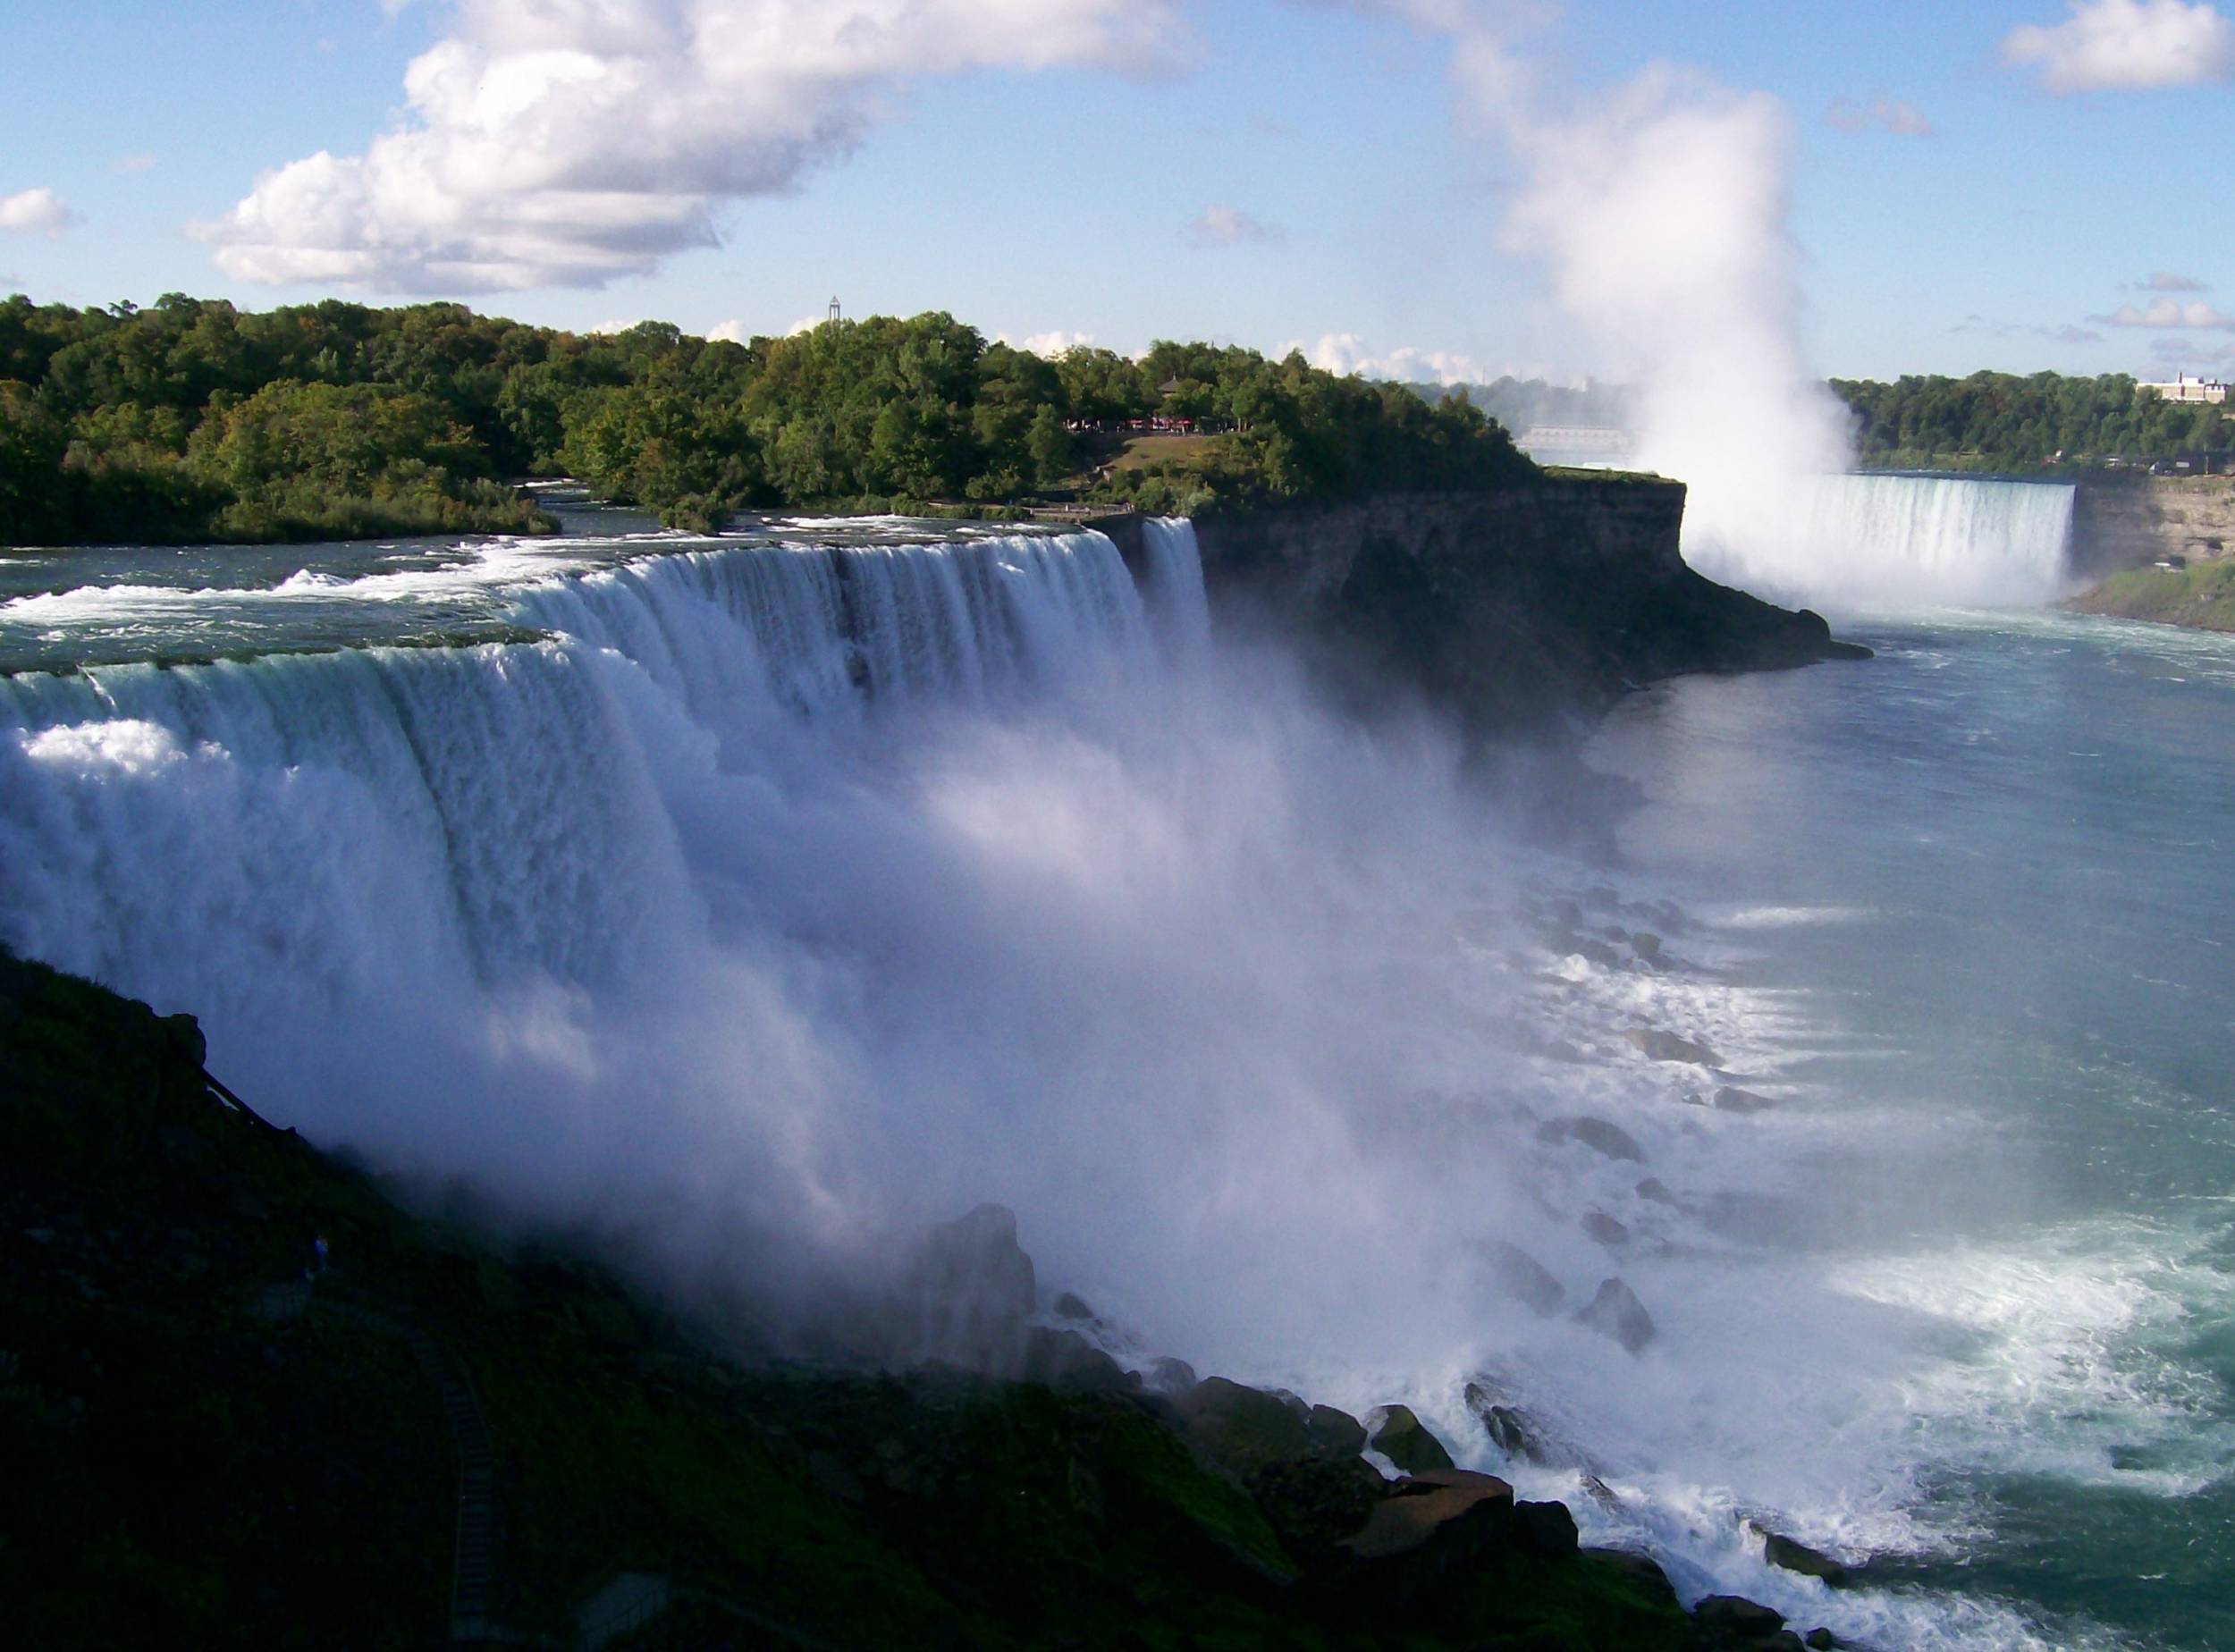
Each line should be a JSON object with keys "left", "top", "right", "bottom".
{"left": 1685, "top": 472, "right": 2078, "bottom": 611}
{"left": 0, "top": 526, "right": 1203, "bottom": 1145}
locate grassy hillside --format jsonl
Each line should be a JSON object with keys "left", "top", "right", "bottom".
{"left": 2068, "top": 559, "right": 2235, "bottom": 632}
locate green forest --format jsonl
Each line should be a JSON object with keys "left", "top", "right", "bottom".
{"left": 0, "top": 294, "right": 1533, "bottom": 548}
{"left": 1830, "top": 370, "right": 2235, "bottom": 471}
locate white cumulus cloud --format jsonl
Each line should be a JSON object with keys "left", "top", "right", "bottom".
{"left": 1281, "top": 333, "right": 1497, "bottom": 385}
{"left": 0, "top": 188, "right": 77, "bottom": 236}
{"left": 2093, "top": 296, "right": 2235, "bottom": 327}
{"left": 2002, "top": 0, "right": 2235, "bottom": 92}
{"left": 1185, "top": 205, "right": 1283, "bottom": 247}
{"left": 204, "top": 0, "right": 1185, "bottom": 293}
{"left": 1007, "top": 329, "right": 1099, "bottom": 356}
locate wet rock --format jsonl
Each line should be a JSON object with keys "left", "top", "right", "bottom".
{"left": 1021, "top": 1327, "right": 1134, "bottom": 1394}
{"left": 905, "top": 1203, "right": 1037, "bottom": 1374}
{"left": 1636, "top": 1177, "right": 1677, "bottom": 1205}
{"left": 1574, "top": 1277, "right": 1657, "bottom": 1355}
{"left": 1753, "top": 1524, "right": 1850, "bottom": 1586}
{"left": 1142, "top": 1354, "right": 1198, "bottom": 1395}
{"left": 1581, "top": 1547, "right": 1679, "bottom": 1609}
{"left": 1539, "top": 1116, "right": 1645, "bottom": 1163}
{"left": 1693, "top": 1595, "right": 1788, "bottom": 1641}
{"left": 1463, "top": 1381, "right": 1550, "bottom": 1462}
{"left": 1175, "top": 1377, "right": 1313, "bottom": 1473}
{"left": 1582, "top": 886, "right": 1621, "bottom": 913}
{"left": 1051, "top": 1290, "right": 1094, "bottom": 1319}
{"left": 1485, "top": 1241, "right": 1565, "bottom": 1316}
{"left": 1581, "top": 1211, "right": 1629, "bottom": 1247}
{"left": 1513, "top": 1498, "right": 1579, "bottom": 1556}
{"left": 1630, "top": 930, "right": 1664, "bottom": 963}
{"left": 1805, "top": 1631, "right": 1839, "bottom": 1650}
{"left": 1715, "top": 1086, "right": 1779, "bottom": 1115}
{"left": 1366, "top": 1404, "right": 1456, "bottom": 1475}
{"left": 1337, "top": 1469, "right": 1515, "bottom": 1607}
{"left": 1624, "top": 1027, "right": 1721, "bottom": 1066}
{"left": 1306, "top": 1403, "right": 1368, "bottom": 1459}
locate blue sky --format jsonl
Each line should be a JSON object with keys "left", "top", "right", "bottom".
{"left": 3, "top": 0, "right": 2232, "bottom": 383}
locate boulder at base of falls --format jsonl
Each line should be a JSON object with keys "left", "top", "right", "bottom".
{"left": 1574, "top": 1277, "right": 1657, "bottom": 1355}
{"left": 1582, "top": 1210, "right": 1629, "bottom": 1247}
{"left": 1463, "top": 1380, "right": 1557, "bottom": 1464}
{"left": 1539, "top": 1115, "right": 1646, "bottom": 1162}
{"left": 1366, "top": 1403, "right": 1457, "bottom": 1474}
{"left": 1174, "top": 1377, "right": 1313, "bottom": 1474}
{"left": 1019, "top": 1326, "right": 1135, "bottom": 1394}
{"left": 1486, "top": 1240, "right": 1566, "bottom": 1315}
{"left": 1750, "top": 1523, "right": 1851, "bottom": 1586}
{"left": 1306, "top": 1403, "right": 1369, "bottom": 1459}
{"left": 1624, "top": 1027, "right": 1722, "bottom": 1066}
{"left": 1337, "top": 1469, "right": 1515, "bottom": 1608}
{"left": 1514, "top": 1498, "right": 1580, "bottom": 1557}
{"left": 1715, "top": 1086, "right": 1779, "bottom": 1115}
{"left": 1631, "top": 930, "right": 1664, "bottom": 963}
{"left": 1692, "top": 1595, "right": 1789, "bottom": 1643}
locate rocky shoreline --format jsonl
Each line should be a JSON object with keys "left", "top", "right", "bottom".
{"left": 2, "top": 946, "right": 1872, "bottom": 1649}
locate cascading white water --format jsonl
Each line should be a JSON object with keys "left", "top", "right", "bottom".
{"left": 1685, "top": 472, "right": 2078, "bottom": 612}
{"left": 4, "top": 511, "right": 2180, "bottom": 1648}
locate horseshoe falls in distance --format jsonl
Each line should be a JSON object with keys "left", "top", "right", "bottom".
{"left": 5, "top": 502, "right": 2232, "bottom": 1651}
{"left": 1689, "top": 471, "right": 2079, "bottom": 612}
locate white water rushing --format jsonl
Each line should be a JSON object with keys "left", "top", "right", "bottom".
{"left": 1685, "top": 472, "right": 2079, "bottom": 613}
{"left": 0, "top": 518, "right": 2159, "bottom": 1648}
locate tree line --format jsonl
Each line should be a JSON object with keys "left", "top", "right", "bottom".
{"left": 1830, "top": 370, "right": 2235, "bottom": 471}
{"left": 0, "top": 294, "right": 1534, "bottom": 548}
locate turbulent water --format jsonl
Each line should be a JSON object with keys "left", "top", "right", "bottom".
{"left": 4, "top": 505, "right": 2229, "bottom": 1648}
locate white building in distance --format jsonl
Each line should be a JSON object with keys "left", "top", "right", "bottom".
{"left": 2138, "top": 373, "right": 2230, "bottom": 405}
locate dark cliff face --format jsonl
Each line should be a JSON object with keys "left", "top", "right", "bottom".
{"left": 1185, "top": 483, "right": 1865, "bottom": 739}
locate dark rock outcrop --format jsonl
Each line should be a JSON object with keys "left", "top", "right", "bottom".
{"left": 1575, "top": 1277, "right": 1657, "bottom": 1355}
{"left": 1715, "top": 1086, "right": 1779, "bottom": 1115}
{"left": 1306, "top": 1403, "right": 1370, "bottom": 1459}
{"left": 1463, "top": 1381, "right": 1559, "bottom": 1465}
{"left": 1539, "top": 1116, "right": 1646, "bottom": 1162}
{"left": 1582, "top": 1211, "right": 1630, "bottom": 1247}
{"left": 1485, "top": 1240, "right": 1566, "bottom": 1316}
{"left": 1625, "top": 1028, "right": 1721, "bottom": 1066}
{"left": 1175, "top": 1377, "right": 1314, "bottom": 1474}
{"left": 1367, "top": 1403, "right": 1457, "bottom": 1474}
{"left": 1755, "top": 1524, "right": 1851, "bottom": 1586}
{"left": 1187, "top": 484, "right": 1869, "bottom": 743}
{"left": 1693, "top": 1594, "right": 1788, "bottom": 1642}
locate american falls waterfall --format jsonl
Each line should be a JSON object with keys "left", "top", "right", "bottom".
{"left": 1684, "top": 472, "right": 2078, "bottom": 611}
{"left": 4, "top": 510, "right": 2182, "bottom": 1647}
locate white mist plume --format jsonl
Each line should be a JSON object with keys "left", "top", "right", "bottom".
{"left": 1387, "top": 4, "right": 2077, "bottom": 611}
{"left": 1489, "top": 64, "right": 1852, "bottom": 599}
